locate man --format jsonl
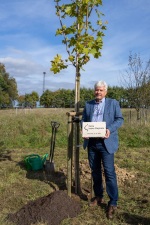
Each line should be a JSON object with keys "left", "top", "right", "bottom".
{"left": 81, "top": 80, "right": 124, "bottom": 219}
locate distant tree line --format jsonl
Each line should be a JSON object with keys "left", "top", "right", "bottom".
{"left": 39, "top": 86, "right": 130, "bottom": 108}
{"left": 1, "top": 52, "right": 150, "bottom": 110}
{"left": 17, "top": 92, "right": 39, "bottom": 108}
{"left": 0, "top": 63, "right": 39, "bottom": 109}
{"left": 39, "top": 54, "right": 150, "bottom": 110}
{"left": 0, "top": 63, "right": 18, "bottom": 108}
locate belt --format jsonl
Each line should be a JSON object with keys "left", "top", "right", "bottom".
{"left": 90, "top": 137, "right": 103, "bottom": 141}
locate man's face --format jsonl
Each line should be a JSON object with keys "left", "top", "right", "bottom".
{"left": 94, "top": 86, "right": 107, "bottom": 101}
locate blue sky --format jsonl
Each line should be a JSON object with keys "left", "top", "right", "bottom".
{"left": 0, "top": 0, "right": 150, "bottom": 96}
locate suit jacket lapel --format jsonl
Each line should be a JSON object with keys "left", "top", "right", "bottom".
{"left": 103, "top": 98, "right": 109, "bottom": 121}
{"left": 90, "top": 100, "right": 95, "bottom": 122}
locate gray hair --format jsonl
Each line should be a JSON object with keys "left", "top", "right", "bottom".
{"left": 94, "top": 80, "right": 108, "bottom": 91}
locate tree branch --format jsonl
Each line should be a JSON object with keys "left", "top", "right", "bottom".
{"left": 88, "top": 0, "right": 97, "bottom": 17}
{"left": 80, "top": 0, "right": 96, "bottom": 33}
{"left": 85, "top": 3, "right": 89, "bottom": 34}
{"left": 56, "top": 1, "right": 76, "bottom": 67}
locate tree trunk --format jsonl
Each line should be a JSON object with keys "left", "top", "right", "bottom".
{"left": 74, "top": 0, "right": 81, "bottom": 195}
{"left": 74, "top": 64, "right": 81, "bottom": 194}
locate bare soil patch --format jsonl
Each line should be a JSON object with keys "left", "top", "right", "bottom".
{"left": 7, "top": 190, "right": 81, "bottom": 225}
{"left": 59, "top": 159, "right": 136, "bottom": 190}
{"left": 6, "top": 159, "right": 136, "bottom": 225}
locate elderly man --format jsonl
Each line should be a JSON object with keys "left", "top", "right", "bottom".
{"left": 81, "top": 80, "right": 124, "bottom": 219}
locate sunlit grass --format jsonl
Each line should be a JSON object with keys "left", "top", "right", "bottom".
{"left": 0, "top": 108, "right": 150, "bottom": 224}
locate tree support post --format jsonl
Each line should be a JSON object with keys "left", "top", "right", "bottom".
{"left": 67, "top": 111, "right": 82, "bottom": 197}
{"left": 67, "top": 114, "right": 73, "bottom": 197}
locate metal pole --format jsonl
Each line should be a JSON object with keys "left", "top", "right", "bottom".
{"left": 43, "top": 72, "right": 46, "bottom": 93}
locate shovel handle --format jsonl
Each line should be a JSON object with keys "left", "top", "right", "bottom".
{"left": 49, "top": 121, "right": 60, "bottom": 163}
{"left": 51, "top": 121, "right": 57, "bottom": 127}
{"left": 54, "top": 122, "right": 60, "bottom": 129}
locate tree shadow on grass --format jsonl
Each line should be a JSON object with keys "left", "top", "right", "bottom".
{"left": 120, "top": 212, "right": 150, "bottom": 225}
{"left": 17, "top": 160, "right": 88, "bottom": 201}
{"left": 27, "top": 166, "right": 67, "bottom": 191}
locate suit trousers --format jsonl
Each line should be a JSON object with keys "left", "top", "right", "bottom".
{"left": 88, "top": 138, "right": 118, "bottom": 207}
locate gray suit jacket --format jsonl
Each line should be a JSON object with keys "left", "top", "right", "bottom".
{"left": 81, "top": 98, "right": 124, "bottom": 154}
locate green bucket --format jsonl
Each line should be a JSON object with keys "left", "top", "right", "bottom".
{"left": 24, "top": 154, "right": 48, "bottom": 171}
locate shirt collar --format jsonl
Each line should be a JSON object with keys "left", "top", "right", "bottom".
{"left": 94, "top": 97, "right": 105, "bottom": 104}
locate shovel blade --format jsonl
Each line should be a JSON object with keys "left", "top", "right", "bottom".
{"left": 45, "top": 160, "right": 55, "bottom": 172}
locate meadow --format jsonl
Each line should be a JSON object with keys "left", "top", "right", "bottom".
{"left": 0, "top": 108, "right": 150, "bottom": 225}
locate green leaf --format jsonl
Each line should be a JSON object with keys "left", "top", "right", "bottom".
{"left": 81, "top": 66, "right": 85, "bottom": 71}
{"left": 97, "top": 19, "right": 102, "bottom": 26}
{"left": 101, "top": 25, "right": 107, "bottom": 30}
{"left": 99, "top": 11, "right": 104, "bottom": 16}
{"left": 50, "top": 54, "right": 68, "bottom": 74}
{"left": 96, "top": 0, "right": 103, "bottom": 6}
{"left": 56, "top": 29, "right": 62, "bottom": 36}
{"left": 68, "top": 55, "right": 75, "bottom": 62}
{"left": 83, "top": 0, "right": 90, "bottom": 3}
{"left": 89, "top": 48, "right": 97, "bottom": 56}
{"left": 62, "top": 40, "right": 66, "bottom": 44}
{"left": 83, "top": 48, "right": 89, "bottom": 55}
{"left": 66, "top": 6, "right": 71, "bottom": 14}
{"left": 97, "top": 36, "right": 102, "bottom": 42}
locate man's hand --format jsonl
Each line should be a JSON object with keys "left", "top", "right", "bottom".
{"left": 80, "top": 131, "right": 89, "bottom": 139}
{"left": 102, "top": 129, "right": 110, "bottom": 139}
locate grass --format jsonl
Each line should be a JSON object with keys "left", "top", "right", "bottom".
{"left": 0, "top": 108, "right": 150, "bottom": 225}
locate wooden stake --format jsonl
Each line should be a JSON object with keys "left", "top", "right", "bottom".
{"left": 67, "top": 115, "right": 72, "bottom": 197}
{"left": 129, "top": 110, "right": 131, "bottom": 125}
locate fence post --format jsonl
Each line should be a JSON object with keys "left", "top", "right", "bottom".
{"left": 145, "top": 109, "right": 147, "bottom": 125}
{"left": 129, "top": 110, "right": 131, "bottom": 125}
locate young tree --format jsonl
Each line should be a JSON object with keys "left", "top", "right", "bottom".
{"left": 51, "top": 0, "right": 107, "bottom": 111}
{"left": 120, "top": 53, "right": 150, "bottom": 119}
{"left": 50, "top": 0, "right": 107, "bottom": 194}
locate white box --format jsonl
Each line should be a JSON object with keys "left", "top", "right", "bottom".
{"left": 82, "top": 122, "right": 106, "bottom": 138}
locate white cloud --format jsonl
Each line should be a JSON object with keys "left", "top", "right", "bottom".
{"left": 0, "top": 57, "right": 44, "bottom": 77}
{"left": 0, "top": 0, "right": 57, "bottom": 31}
{"left": 0, "top": 0, "right": 150, "bottom": 97}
